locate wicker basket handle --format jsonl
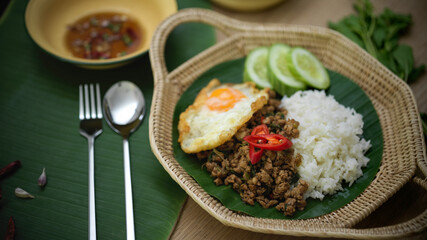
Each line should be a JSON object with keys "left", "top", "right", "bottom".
{"left": 149, "top": 8, "right": 246, "bottom": 83}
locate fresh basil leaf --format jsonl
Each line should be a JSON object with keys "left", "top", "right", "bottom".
{"left": 329, "top": 0, "right": 424, "bottom": 83}
{"left": 328, "top": 20, "right": 365, "bottom": 48}
{"left": 373, "top": 26, "right": 386, "bottom": 48}
{"left": 344, "top": 15, "right": 364, "bottom": 34}
{"left": 392, "top": 44, "right": 414, "bottom": 81}
{"left": 384, "top": 36, "right": 398, "bottom": 52}
{"left": 379, "top": 8, "right": 412, "bottom": 30}
{"left": 377, "top": 50, "right": 398, "bottom": 74}
{"left": 386, "top": 23, "right": 411, "bottom": 42}
{"left": 354, "top": 0, "right": 373, "bottom": 19}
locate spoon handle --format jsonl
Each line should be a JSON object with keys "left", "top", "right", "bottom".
{"left": 123, "top": 138, "right": 135, "bottom": 240}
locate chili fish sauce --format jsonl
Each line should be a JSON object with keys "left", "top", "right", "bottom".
{"left": 65, "top": 12, "right": 142, "bottom": 60}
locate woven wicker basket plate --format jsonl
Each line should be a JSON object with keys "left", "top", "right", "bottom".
{"left": 149, "top": 9, "right": 427, "bottom": 238}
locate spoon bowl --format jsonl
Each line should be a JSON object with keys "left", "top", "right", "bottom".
{"left": 103, "top": 80, "right": 145, "bottom": 240}
{"left": 104, "top": 81, "right": 146, "bottom": 137}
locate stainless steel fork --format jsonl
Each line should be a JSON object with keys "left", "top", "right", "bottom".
{"left": 79, "top": 83, "right": 103, "bottom": 240}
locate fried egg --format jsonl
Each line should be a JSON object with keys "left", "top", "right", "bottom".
{"left": 178, "top": 79, "right": 269, "bottom": 153}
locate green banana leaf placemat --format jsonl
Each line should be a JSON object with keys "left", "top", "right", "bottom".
{"left": 0, "top": 0, "right": 215, "bottom": 239}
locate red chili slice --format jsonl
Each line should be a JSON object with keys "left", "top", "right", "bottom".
{"left": 248, "top": 125, "right": 268, "bottom": 164}
{"left": 249, "top": 145, "right": 263, "bottom": 164}
{"left": 244, "top": 134, "right": 292, "bottom": 151}
{"left": 251, "top": 124, "right": 269, "bottom": 135}
{"left": 247, "top": 124, "right": 269, "bottom": 164}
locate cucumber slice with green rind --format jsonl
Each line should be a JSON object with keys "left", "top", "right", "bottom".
{"left": 243, "top": 47, "right": 272, "bottom": 89}
{"left": 287, "top": 47, "right": 330, "bottom": 89}
{"left": 268, "top": 43, "right": 306, "bottom": 96}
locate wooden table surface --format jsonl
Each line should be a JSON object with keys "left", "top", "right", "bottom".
{"left": 169, "top": 0, "right": 427, "bottom": 239}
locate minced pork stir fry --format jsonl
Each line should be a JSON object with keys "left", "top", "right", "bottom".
{"left": 196, "top": 90, "right": 309, "bottom": 216}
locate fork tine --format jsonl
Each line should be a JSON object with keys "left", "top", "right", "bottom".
{"left": 84, "top": 84, "right": 90, "bottom": 119}
{"left": 90, "top": 84, "right": 96, "bottom": 119}
{"left": 96, "top": 83, "right": 102, "bottom": 118}
{"left": 79, "top": 85, "right": 84, "bottom": 120}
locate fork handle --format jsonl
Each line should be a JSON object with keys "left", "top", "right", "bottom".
{"left": 123, "top": 138, "right": 135, "bottom": 240}
{"left": 88, "top": 136, "right": 97, "bottom": 240}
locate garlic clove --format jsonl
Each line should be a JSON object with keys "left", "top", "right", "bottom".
{"left": 15, "top": 187, "right": 35, "bottom": 199}
{"left": 38, "top": 167, "right": 47, "bottom": 187}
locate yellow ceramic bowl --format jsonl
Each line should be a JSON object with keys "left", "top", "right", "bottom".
{"left": 25, "top": 0, "right": 177, "bottom": 69}
{"left": 211, "top": 0, "right": 285, "bottom": 12}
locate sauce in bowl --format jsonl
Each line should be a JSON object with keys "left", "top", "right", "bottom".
{"left": 65, "top": 12, "right": 142, "bottom": 60}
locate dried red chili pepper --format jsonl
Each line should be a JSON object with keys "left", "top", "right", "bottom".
{"left": 0, "top": 160, "right": 21, "bottom": 200}
{"left": 5, "top": 217, "right": 15, "bottom": 240}
{"left": 0, "top": 161, "right": 21, "bottom": 178}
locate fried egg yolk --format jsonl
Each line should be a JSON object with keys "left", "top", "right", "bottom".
{"left": 206, "top": 88, "right": 247, "bottom": 112}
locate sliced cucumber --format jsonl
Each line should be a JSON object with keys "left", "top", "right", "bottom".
{"left": 287, "top": 47, "right": 330, "bottom": 89}
{"left": 243, "top": 47, "right": 272, "bottom": 89}
{"left": 268, "top": 43, "right": 306, "bottom": 96}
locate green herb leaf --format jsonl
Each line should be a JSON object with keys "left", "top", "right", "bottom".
{"left": 377, "top": 50, "right": 398, "bottom": 74}
{"left": 328, "top": 20, "right": 365, "bottom": 48}
{"left": 378, "top": 8, "right": 412, "bottom": 41}
{"left": 372, "top": 26, "right": 386, "bottom": 47}
{"left": 108, "top": 23, "right": 121, "bottom": 33}
{"left": 329, "top": 0, "right": 424, "bottom": 83}
{"left": 122, "top": 33, "right": 133, "bottom": 46}
{"left": 354, "top": 0, "right": 373, "bottom": 18}
{"left": 392, "top": 44, "right": 414, "bottom": 81}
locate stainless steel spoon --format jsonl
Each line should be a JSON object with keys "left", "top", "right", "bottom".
{"left": 103, "top": 81, "right": 145, "bottom": 240}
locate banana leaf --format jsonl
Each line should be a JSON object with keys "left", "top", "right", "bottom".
{"left": 0, "top": 0, "right": 215, "bottom": 239}
{"left": 173, "top": 58, "right": 383, "bottom": 219}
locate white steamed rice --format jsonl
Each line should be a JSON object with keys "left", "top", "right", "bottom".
{"left": 280, "top": 90, "right": 371, "bottom": 200}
